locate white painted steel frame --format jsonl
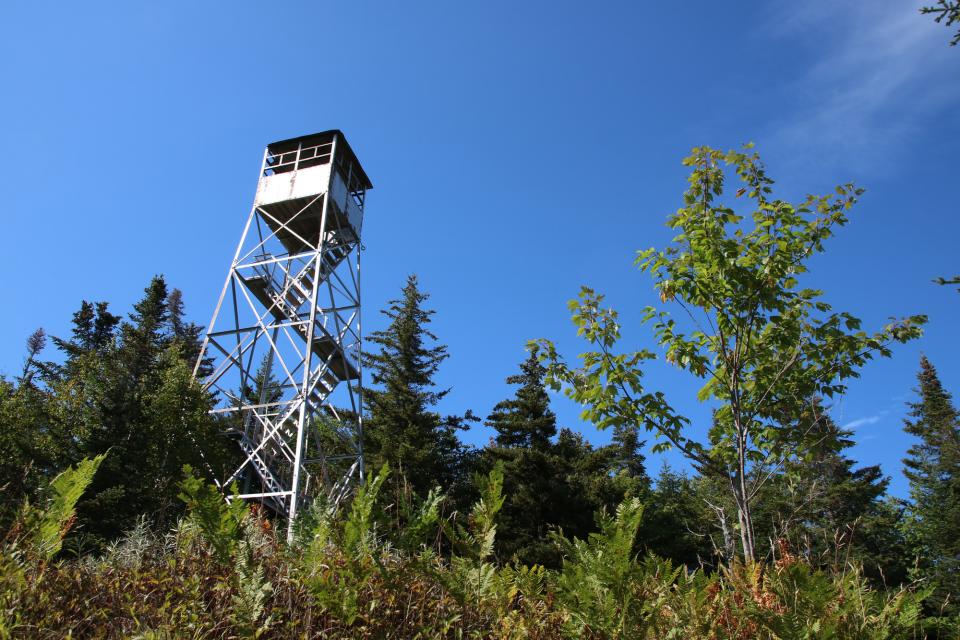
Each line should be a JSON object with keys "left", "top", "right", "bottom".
{"left": 194, "top": 135, "right": 366, "bottom": 541}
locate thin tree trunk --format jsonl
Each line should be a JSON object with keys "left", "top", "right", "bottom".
{"left": 731, "top": 405, "right": 756, "bottom": 563}
{"left": 729, "top": 473, "right": 755, "bottom": 563}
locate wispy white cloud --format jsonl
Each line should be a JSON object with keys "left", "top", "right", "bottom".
{"left": 763, "top": 0, "right": 958, "bottom": 172}
{"left": 843, "top": 415, "right": 882, "bottom": 430}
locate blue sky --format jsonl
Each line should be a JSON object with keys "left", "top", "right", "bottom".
{"left": 1, "top": 1, "right": 957, "bottom": 497}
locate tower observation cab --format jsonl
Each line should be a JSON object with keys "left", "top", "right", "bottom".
{"left": 195, "top": 130, "right": 372, "bottom": 540}
{"left": 256, "top": 131, "right": 371, "bottom": 253}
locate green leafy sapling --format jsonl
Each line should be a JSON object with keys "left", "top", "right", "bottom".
{"left": 536, "top": 145, "right": 925, "bottom": 562}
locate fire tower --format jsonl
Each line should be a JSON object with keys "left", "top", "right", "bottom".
{"left": 194, "top": 130, "right": 371, "bottom": 538}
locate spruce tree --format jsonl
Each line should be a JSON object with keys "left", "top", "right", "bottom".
{"left": 74, "top": 277, "right": 173, "bottom": 540}
{"left": 486, "top": 350, "right": 556, "bottom": 449}
{"left": 120, "top": 275, "right": 171, "bottom": 381}
{"left": 363, "top": 275, "right": 466, "bottom": 499}
{"left": 611, "top": 423, "right": 648, "bottom": 480}
{"left": 0, "top": 331, "right": 69, "bottom": 527}
{"left": 168, "top": 287, "right": 212, "bottom": 377}
{"left": 480, "top": 351, "right": 650, "bottom": 566}
{"left": 482, "top": 351, "right": 560, "bottom": 565}
{"left": 47, "top": 301, "right": 120, "bottom": 381}
{"left": 772, "top": 412, "right": 908, "bottom": 586}
{"left": 245, "top": 352, "right": 283, "bottom": 407}
{"left": 45, "top": 277, "right": 229, "bottom": 546}
{"left": 902, "top": 356, "right": 960, "bottom": 616}
{"left": 641, "top": 465, "right": 714, "bottom": 568}
{"left": 676, "top": 406, "right": 909, "bottom": 579}
{"left": 550, "top": 428, "right": 631, "bottom": 543}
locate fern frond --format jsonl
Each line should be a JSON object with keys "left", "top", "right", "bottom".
{"left": 35, "top": 454, "right": 106, "bottom": 560}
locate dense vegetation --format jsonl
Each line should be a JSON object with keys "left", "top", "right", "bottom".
{"left": 0, "top": 459, "right": 933, "bottom": 638}
{"left": 1, "top": 146, "right": 958, "bottom": 637}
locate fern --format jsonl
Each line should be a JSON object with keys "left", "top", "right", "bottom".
{"left": 552, "top": 496, "right": 647, "bottom": 638}
{"left": 397, "top": 485, "right": 444, "bottom": 554}
{"left": 0, "top": 455, "right": 105, "bottom": 637}
{"left": 443, "top": 465, "right": 506, "bottom": 606}
{"left": 230, "top": 544, "right": 274, "bottom": 637}
{"left": 177, "top": 465, "right": 249, "bottom": 564}
{"left": 498, "top": 562, "right": 548, "bottom": 602}
{"left": 447, "top": 464, "right": 505, "bottom": 564}
{"left": 302, "top": 463, "right": 391, "bottom": 625}
{"left": 740, "top": 559, "right": 930, "bottom": 639}
{"left": 102, "top": 515, "right": 156, "bottom": 569}
{"left": 0, "top": 458, "right": 934, "bottom": 637}
{"left": 343, "top": 463, "right": 388, "bottom": 558}
{"left": 30, "top": 454, "right": 106, "bottom": 561}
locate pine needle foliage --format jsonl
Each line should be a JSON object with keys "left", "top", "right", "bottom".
{"left": 487, "top": 350, "right": 556, "bottom": 449}
{"left": 921, "top": 0, "right": 960, "bottom": 45}
{"left": 902, "top": 356, "right": 960, "bottom": 623}
{"left": 362, "top": 275, "right": 469, "bottom": 500}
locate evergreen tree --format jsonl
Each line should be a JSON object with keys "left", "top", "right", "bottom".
{"left": 481, "top": 351, "right": 561, "bottom": 565}
{"left": 71, "top": 278, "right": 172, "bottom": 540}
{"left": 640, "top": 465, "right": 714, "bottom": 568}
{"left": 363, "top": 275, "right": 467, "bottom": 499}
{"left": 47, "top": 301, "right": 120, "bottom": 380}
{"left": 921, "top": 1, "right": 960, "bottom": 46}
{"left": 480, "top": 351, "right": 651, "bottom": 566}
{"left": 120, "top": 275, "right": 171, "bottom": 381}
{"left": 486, "top": 350, "right": 556, "bottom": 450}
{"left": 41, "top": 276, "right": 231, "bottom": 546}
{"left": 0, "top": 331, "right": 68, "bottom": 527}
{"left": 902, "top": 356, "right": 960, "bottom": 617}
{"left": 17, "top": 328, "right": 47, "bottom": 387}
{"left": 168, "top": 288, "right": 212, "bottom": 377}
{"left": 550, "top": 428, "right": 633, "bottom": 543}
{"left": 244, "top": 352, "right": 283, "bottom": 407}
{"left": 673, "top": 406, "right": 910, "bottom": 581}
{"left": 611, "top": 423, "right": 648, "bottom": 480}
{"left": 765, "top": 411, "right": 909, "bottom": 586}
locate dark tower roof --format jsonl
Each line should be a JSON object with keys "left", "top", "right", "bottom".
{"left": 266, "top": 129, "right": 373, "bottom": 190}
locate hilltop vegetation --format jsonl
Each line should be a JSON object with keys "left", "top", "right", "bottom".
{"left": 1, "top": 147, "right": 958, "bottom": 638}
{"left": 0, "top": 458, "right": 932, "bottom": 638}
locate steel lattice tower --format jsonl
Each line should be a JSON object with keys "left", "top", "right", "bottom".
{"left": 194, "top": 130, "right": 371, "bottom": 540}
